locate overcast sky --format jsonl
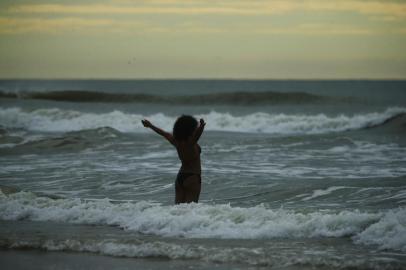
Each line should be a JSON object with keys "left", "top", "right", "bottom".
{"left": 0, "top": 0, "right": 405, "bottom": 79}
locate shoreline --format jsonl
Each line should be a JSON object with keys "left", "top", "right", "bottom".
{"left": 0, "top": 249, "right": 250, "bottom": 270}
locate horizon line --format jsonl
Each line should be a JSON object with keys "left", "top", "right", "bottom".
{"left": 1, "top": 77, "right": 406, "bottom": 81}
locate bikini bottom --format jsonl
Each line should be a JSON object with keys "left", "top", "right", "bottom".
{"left": 176, "top": 172, "right": 201, "bottom": 188}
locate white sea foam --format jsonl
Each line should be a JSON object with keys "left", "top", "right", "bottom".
{"left": 2, "top": 238, "right": 400, "bottom": 269}
{"left": 302, "top": 186, "right": 351, "bottom": 201}
{"left": 354, "top": 208, "right": 406, "bottom": 252}
{"left": 0, "top": 107, "right": 404, "bottom": 135}
{"left": 1, "top": 191, "right": 405, "bottom": 252}
{"left": 6, "top": 239, "right": 267, "bottom": 265}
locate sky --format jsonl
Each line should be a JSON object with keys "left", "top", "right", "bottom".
{"left": 0, "top": 0, "right": 405, "bottom": 79}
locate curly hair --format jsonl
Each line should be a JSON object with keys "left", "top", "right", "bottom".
{"left": 173, "top": 115, "right": 198, "bottom": 141}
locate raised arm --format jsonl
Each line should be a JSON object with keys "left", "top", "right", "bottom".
{"left": 142, "top": 119, "right": 176, "bottom": 146}
{"left": 192, "top": 118, "right": 206, "bottom": 142}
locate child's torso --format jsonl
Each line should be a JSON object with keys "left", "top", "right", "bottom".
{"left": 176, "top": 142, "right": 201, "bottom": 174}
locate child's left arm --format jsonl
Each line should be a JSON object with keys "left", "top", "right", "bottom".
{"left": 142, "top": 119, "right": 176, "bottom": 146}
{"left": 193, "top": 118, "right": 206, "bottom": 142}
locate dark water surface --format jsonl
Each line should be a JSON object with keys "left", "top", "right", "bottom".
{"left": 0, "top": 80, "right": 405, "bottom": 269}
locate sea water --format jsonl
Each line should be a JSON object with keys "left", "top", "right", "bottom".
{"left": 0, "top": 80, "right": 405, "bottom": 269}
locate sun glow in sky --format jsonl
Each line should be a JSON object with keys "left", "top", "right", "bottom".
{"left": 0, "top": 0, "right": 405, "bottom": 79}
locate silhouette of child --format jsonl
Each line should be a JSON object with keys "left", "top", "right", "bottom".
{"left": 142, "top": 115, "right": 205, "bottom": 204}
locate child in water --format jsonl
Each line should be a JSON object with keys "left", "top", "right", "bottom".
{"left": 141, "top": 115, "right": 205, "bottom": 204}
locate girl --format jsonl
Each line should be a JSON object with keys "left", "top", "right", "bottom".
{"left": 141, "top": 115, "right": 205, "bottom": 204}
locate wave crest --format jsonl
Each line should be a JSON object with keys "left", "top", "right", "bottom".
{"left": 0, "top": 107, "right": 405, "bottom": 135}
{"left": 1, "top": 191, "right": 405, "bottom": 252}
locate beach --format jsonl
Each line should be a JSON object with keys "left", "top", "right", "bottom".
{"left": 0, "top": 80, "right": 405, "bottom": 269}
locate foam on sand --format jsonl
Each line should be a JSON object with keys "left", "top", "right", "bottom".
{"left": 2, "top": 237, "right": 402, "bottom": 269}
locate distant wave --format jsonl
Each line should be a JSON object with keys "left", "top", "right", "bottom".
{"left": 0, "top": 90, "right": 327, "bottom": 105}
{"left": 1, "top": 190, "right": 405, "bottom": 253}
{"left": 0, "top": 127, "right": 121, "bottom": 153}
{"left": 0, "top": 107, "right": 405, "bottom": 135}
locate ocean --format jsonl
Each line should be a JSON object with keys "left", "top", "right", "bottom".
{"left": 0, "top": 80, "right": 405, "bottom": 269}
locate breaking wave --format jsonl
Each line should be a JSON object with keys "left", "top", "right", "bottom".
{"left": 0, "top": 191, "right": 405, "bottom": 252}
{"left": 0, "top": 106, "right": 405, "bottom": 135}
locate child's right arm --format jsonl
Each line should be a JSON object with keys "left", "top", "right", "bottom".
{"left": 142, "top": 119, "right": 176, "bottom": 146}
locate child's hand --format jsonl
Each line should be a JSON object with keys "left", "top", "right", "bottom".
{"left": 199, "top": 118, "right": 206, "bottom": 127}
{"left": 142, "top": 119, "right": 152, "bottom": 128}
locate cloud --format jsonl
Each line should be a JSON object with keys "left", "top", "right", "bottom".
{"left": 0, "top": 16, "right": 375, "bottom": 36}
{"left": 368, "top": 15, "right": 403, "bottom": 22}
{"left": 6, "top": 1, "right": 406, "bottom": 17}
{"left": 305, "top": 1, "right": 406, "bottom": 18}
{"left": 396, "top": 28, "right": 406, "bottom": 34}
{"left": 7, "top": 4, "right": 262, "bottom": 15}
{"left": 253, "top": 23, "right": 373, "bottom": 36}
{"left": 2, "top": 1, "right": 405, "bottom": 35}
{"left": 0, "top": 17, "right": 145, "bottom": 34}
